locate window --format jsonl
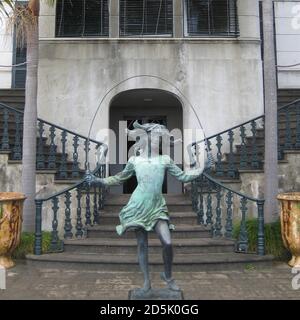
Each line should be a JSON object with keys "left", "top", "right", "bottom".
{"left": 120, "top": 0, "right": 173, "bottom": 37}
{"left": 184, "top": 0, "right": 239, "bottom": 37}
{"left": 12, "top": 1, "right": 27, "bottom": 88}
{"left": 56, "top": 0, "right": 109, "bottom": 37}
{"left": 12, "top": 45, "right": 27, "bottom": 88}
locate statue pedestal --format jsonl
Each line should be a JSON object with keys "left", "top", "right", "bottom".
{"left": 128, "top": 288, "right": 184, "bottom": 300}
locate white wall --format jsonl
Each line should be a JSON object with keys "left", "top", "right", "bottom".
{"left": 37, "top": 0, "right": 264, "bottom": 143}
{"left": 0, "top": 6, "right": 13, "bottom": 88}
{"left": 275, "top": 1, "right": 300, "bottom": 88}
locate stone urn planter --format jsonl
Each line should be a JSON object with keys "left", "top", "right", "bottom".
{"left": 277, "top": 193, "right": 300, "bottom": 268}
{"left": 0, "top": 193, "right": 26, "bottom": 268}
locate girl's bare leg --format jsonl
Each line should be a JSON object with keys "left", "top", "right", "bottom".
{"left": 155, "top": 220, "right": 180, "bottom": 291}
{"left": 135, "top": 228, "right": 151, "bottom": 292}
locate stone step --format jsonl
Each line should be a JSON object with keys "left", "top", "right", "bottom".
{"left": 278, "top": 90, "right": 300, "bottom": 106}
{"left": 278, "top": 122, "right": 299, "bottom": 130}
{"left": 278, "top": 88, "right": 300, "bottom": 95}
{"left": 0, "top": 97, "right": 25, "bottom": 105}
{"left": 86, "top": 225, "right": 211, "bottom": 239}
{"left": 26, "top": 252, "right": 274, "bottom": 271}
{"left": 0, "top": 89, "right": 25, "bottom": 96}
{"left": 97, "top": 211, "right": 198, "bottom": 225}
{"left": 104, "top": 204, "right": 193, "bottom": 213}
{"left": 105, "top": 194, "right": 192, "bottom": 205}
{"left": 63, "top": 237, "right": 235, "bottom": 254}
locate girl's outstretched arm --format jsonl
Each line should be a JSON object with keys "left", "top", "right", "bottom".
{"left": 165, "top": 155, "right": 205, "bottom": 183}
{"left": 85, "top": 157, "right": 135, "bottom": 187}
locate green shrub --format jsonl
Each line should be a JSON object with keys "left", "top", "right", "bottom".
{"left": 12, "top": 232, "right": 52, "bottom": 259}
{"left": 233, "top": 218, "right": 291, "bottom": 260}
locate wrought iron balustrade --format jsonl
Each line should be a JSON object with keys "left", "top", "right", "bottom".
{"left": 197, "top": 115, "right": 265, "bottom": 179}
{"left": 34, "top": 163, "right": 107, "bottom": 255}
{"left": 0, "top": 103, "right": 23, "bottom": 159}
{"left": 277, "top": 99, "right": 300, "bottom": 159}
{"left": 0, "top": 102, "right": 103, "bottom": 179}
{"left": 192, "top": 98, "right": 300, "bottom": 179}
{"left": 191, "top": 172, "right": 265, "bottom": 255}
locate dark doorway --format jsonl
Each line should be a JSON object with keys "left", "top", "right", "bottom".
{"left": 109, "top": 88, "right": 183, "bottom": 194}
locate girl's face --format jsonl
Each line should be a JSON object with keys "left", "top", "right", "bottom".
{"left": 150, "top": 133, "right": 160, "bottom": 154}
{"left": 138, "top": 132, "right": 160, "bottom": 157}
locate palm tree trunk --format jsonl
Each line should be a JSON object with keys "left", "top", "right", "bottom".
{"left": 263, "top": 0, "right": 278, "bottom": 223}
{"left": 22, "top": 15, "right": 39, "bottom": 232}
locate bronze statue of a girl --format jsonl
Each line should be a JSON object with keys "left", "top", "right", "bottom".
{"left": 85, "top": 121, "right": 208, "bottom": 293}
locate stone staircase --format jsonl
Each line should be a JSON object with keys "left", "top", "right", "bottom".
{"left": 1, "top": 89, "right": 299, "bottom": 185}
{"left": 0, "top": 89, "right": 86, "bottom": 181}
{"left": 206, "top": 90, "right": 300, "bottom": 183}
{"left": 212, "top": 114, "right": 298, "bottom": 178}
{"left": 2, "top": 89, "right": 298, "bottom": 270}
{"left": 27, "top": 194, "right": 273, "bottom": 271}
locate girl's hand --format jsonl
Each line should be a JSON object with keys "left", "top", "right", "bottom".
{"left": 84, "top": 172, "right": 105, "bottom": 187}
{"left": 84, "top": 172, "right": 95, "bottom": 186}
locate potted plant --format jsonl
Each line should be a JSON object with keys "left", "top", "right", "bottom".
{"left": 0, "top": 193, "right": 26, "bottom": 268}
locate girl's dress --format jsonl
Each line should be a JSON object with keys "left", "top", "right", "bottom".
{"left": 102, "top": 155, "right": 203, "bottom": 235}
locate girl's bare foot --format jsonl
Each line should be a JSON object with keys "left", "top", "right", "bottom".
{"left": 160, "top": 272, "right": 180, "bottom": 291}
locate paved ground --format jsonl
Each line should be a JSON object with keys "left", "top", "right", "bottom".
{"left": 0, "top": 261, "right": 299, "bottom": 300}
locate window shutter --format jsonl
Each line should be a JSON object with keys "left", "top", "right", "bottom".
{"left": 56, "top": 0, "right": 109, "bottom": 37}
{"left": 120, "top": 0, "right": 173, "bottom": 37}
{"left": 13, "top": 47, "right": 27, "bottom": 89}
{"left": 12, "top": 2, "right": 27, "bottom": 89}
{"left": 185, "top": 0, "right": 239, "bottom": 37}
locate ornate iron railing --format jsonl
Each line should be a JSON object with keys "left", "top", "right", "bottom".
{"left": 191, "top": 172, "right": 265, "bottom": 255}
{"left": 34, "top": 163, "right": 107, "bottom": 255}
{"left": 0, "top": 103, "right": 23, "bottom": 159}
{"left": 2, "top": 97, "right": 299, "bottom": 257}
{"left": 203, "top": 115, "right": 265, "bottom": 179}
{"left": 0, "top": 102, "right": 102, "bottom": 179}
{"left": 192, "top": 98, "right": 300, "bottom": 179}
{"left": 277, "top": 99, "right": 300, "bottom": 159}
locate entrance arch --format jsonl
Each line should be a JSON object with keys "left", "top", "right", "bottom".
{"left": 109, "top": 88, "right": 183, "bottom": 194}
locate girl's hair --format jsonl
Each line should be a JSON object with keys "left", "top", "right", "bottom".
{"left": 127, "top": 121, "right": 177, "bottom": 156}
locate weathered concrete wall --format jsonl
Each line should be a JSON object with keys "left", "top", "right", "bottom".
{"left": 0, "top": 153, "right": 73, "bottom": 233}
{"left": 233, "top": 151, "right": 300, "bottom": 219}
{"left": 275, "top": 1, "right": 300, "bottom": 89}
{"left": 37, "top": 39, "right": 264, "bottom": 145}
{"left": 37, "top": 0, "right": 264, "bottom": 148}
{"left": 239, "top": 151, "right": 300, "bottom": 199}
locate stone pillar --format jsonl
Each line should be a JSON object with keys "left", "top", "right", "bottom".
{"left": 110, "top": 0, "right": 119, "bottom": 38}
{"left": 173, "top": 0, "right": 183, "bottom": 38}
{"left": 263, "top": 0, "right": 279, "bottom": 223}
